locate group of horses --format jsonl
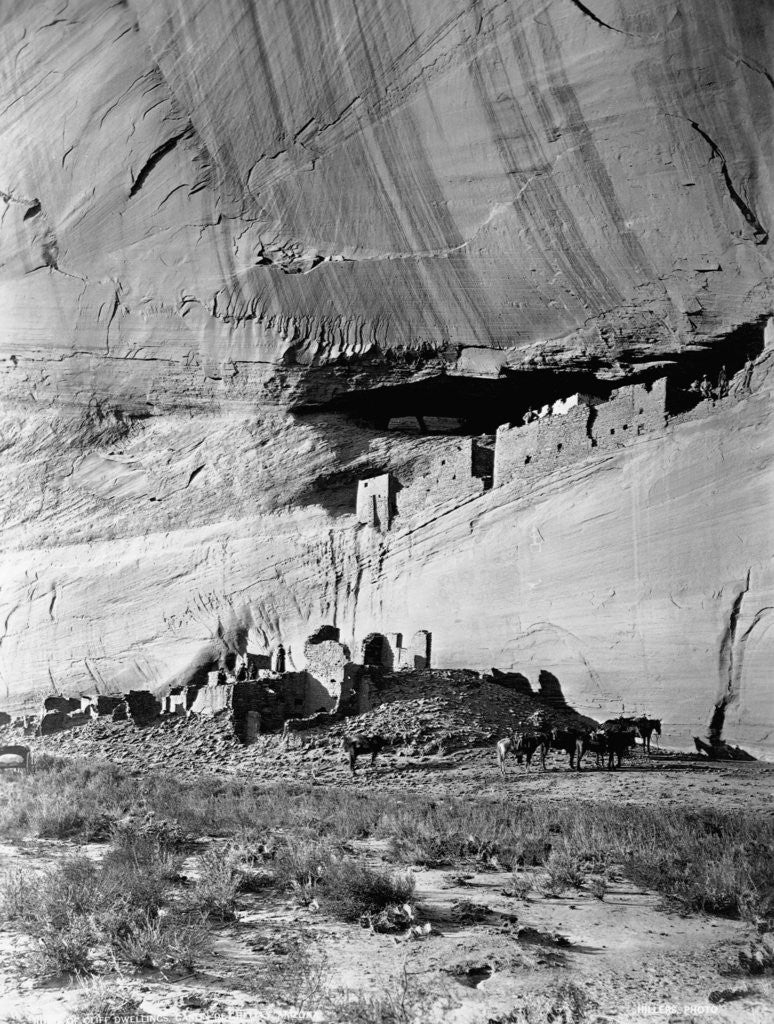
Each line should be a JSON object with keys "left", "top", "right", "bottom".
{"left": 496, "top": 716, "right": 661, "bottom": 775}
{"left": 341, "top": 716, "right": 661, "bottom": 778}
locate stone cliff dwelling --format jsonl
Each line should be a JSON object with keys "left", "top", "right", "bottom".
{"left": 352, "top": 361, "right": 756, "bottom": 530}
{"left": 22, "top": 625, "right": 433, "bottom": 746}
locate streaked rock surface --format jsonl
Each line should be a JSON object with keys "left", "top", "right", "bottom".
{"left": 0, "top": 1, "right": 772, "bottom": 753}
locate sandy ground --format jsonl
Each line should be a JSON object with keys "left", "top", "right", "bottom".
{"left": 0, "top": 751, "right": 773, "bottom": 1023}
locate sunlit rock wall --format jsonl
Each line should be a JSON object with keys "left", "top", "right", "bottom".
{"left": 1, "top": 0, "right": 773, "bottom": 753}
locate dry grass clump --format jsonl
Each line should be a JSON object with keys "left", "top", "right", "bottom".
{"left": 183, "top": 848, "right": 240, "bottom": 921}
{"left": 272, "top": 838, "right": 416, "bottom": 924}
{"left": 495, "top": 980, "right": 591, "bottom": 1023}
{"left": 319, "top": 860, "right": 416, "bottom": 924}
{"left": 537, "top": 851, "right": 585, "bottom": 897}
{"left": 74, "top": 976, "right": 141, "bottom": 1021}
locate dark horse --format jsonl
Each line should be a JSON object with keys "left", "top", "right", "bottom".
{"left": 600, "top": 720, "right": 638, "bottom": 769}
{"left": 550, "top": 727, "right": 589, "bottom": 771}
{"left": 342, "top": 734, "right": 386, "bottom": 776}
{"left": 633, "top": 717, "right": 661, "bottom": 754}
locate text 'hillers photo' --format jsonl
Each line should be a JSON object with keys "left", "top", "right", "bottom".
{"left": 0, "top": 2, "right": 773, "bottom": 1022}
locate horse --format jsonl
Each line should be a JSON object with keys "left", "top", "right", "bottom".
{"left": 342, "top": 734, "right": 385, "bottom": 776}
{"left": 550, "top": 727, "right": 588, "bottom": 771}
{"left": 602, "top": 727, "right": 638, "bottom": 770}
{"left": 633, "top": 716, "right": 661, "bottom": 754}
{"left": 0, "top": 745, "right": 32, "bottom": 775}
{"left": 496, "top": 734, "right": 517, "bottom": 776}
{"left": 576, "top": 729, "right": 607, "bottom": 770}
{"left": 496, "top": 730, "right": 550, "bottom": 775}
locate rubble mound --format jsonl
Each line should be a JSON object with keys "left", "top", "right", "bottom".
{"left": 325, "top": 669, "right": 598, "bottom": 753}
{"left": 8, "top": 670, "right": 598, "bottom": 780}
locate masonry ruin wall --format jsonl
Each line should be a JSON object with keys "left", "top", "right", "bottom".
{"left": 493, "top": 379, "right": 668, "bottom": 489}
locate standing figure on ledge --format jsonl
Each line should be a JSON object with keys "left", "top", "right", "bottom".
{"left": 716, "top": 365, "right": 728, "bottom": 398}
{"left": 741, "top": 357, "right": 755, "bottom": 393}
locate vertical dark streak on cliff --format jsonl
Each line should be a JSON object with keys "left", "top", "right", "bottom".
{"left": 689, "top": 121, "right": 768, "bottom": 244}
{"left": 711, "top": 569, "right": 751, "bottom": 742}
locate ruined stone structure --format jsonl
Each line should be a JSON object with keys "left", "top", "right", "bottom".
{"left": 357, "top": 382, "right": 667, "bottom": 528}
{"left": 43, "top": 696, "right": 80, "bottom": 715}
{"left": 360, "top": 630, "right": 432, "bottom": 671}
{"left": 396, "top": 439, "right": 488, "bottom": 516}
{"left": 356, "top": 473, "right": 394, "bottom": 530}
{"left": 494, "top": 379, "right": 668, "bottom": 489}
{"left": 124, "top": 690, "right": 163, "bottom": 725}
{"left": 303, "top": 626, "right": 351, "bottom": 710}
{"left": 78, "top": 694, "right": 125, "bottom": 717}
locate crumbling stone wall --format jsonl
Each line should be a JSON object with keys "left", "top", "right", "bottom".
{"left": 43, "top": 695, "right": 80, "bottom": 714}
{"left": 189, "top": 681, "right": 233, "bottom": 716}
{"left": 358, "top": 629, "right": 431, "bottom": 671}
{"left": 494, "top": 380, "right": 667, "bottom": 488}
{"left": 395, "top": 439, "right": 485, "bottom": 516}
{"left": 356, "top": 473, "right": 394, "bottom": 530}
{"left": 125, "top": 690, "right": 162, "bottom": 725}
{"left": 494, "top": 404, "right": 592, "bottom": 488}
{"left": 164, "top": 689, "right": 187, "bottom": 715}
{"left": 590, "top": 378, "right": 667, "bottom": 448}
{"left": 304, "top": 627, "right": 351, "bottom": 711}
{"left": 40, "top": 709, "right": 91, "bottom": 734}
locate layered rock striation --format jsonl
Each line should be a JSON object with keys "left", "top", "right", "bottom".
{"left": 1, "top": 1, "right": 773, "bottom": 754}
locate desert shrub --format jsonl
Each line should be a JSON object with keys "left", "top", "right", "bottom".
{"left": 75, "top": 976, "right": 141, "bottom": 1021}
{"left": 183, "top": 849, "right": 239, "bottom": 921}
{"left": 587, "top": 875, "right": 608, "bottom": 900}
{"left": 628, "top": 842, "right": 759, "bottom": 918}
{"left": 110, "top": 813, "right": 188, "bottom": 855}
{"left": 0, "top": 869, "right": 39, "bottom": 922}
{"left": 247, "top": 937, "right": 329, "bottom": 1015}
{"left": 7, "top": 759, "right": 773, "bottom": 925}
{"left": 1, "top": 849, "right": 179, "bottom": 975}
{"left": 114, "top": 910, "right": 212, "bottom": 970}
{"left": 3, "top": 857, "right": 101, "bottom": 974}
{"left": 539, "top": 851, "right": 584, "bottom": 896}
{"left": 319, "top": 860, "right": 416, "bottom": 923}
{"left": 32, "top": 911, "right": 98, "bottom": 976}
{"left": 273, "top": 839, "right": 338, "bottom": 893}
{"left": 327, "top": 964, "right": 454, "bottom": 1024}
{"left": 0, "top": 758, "right": 130, "bottom": 841}
{"left": 503, "top": 872, "right": 532, "bottom": 900}
{"left": 96, "top": 858, "right": 167, "bottom": 940}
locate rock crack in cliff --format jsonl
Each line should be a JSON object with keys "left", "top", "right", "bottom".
{"left": 129, "top": 124, "right": 195, "bottom": 198}
{"left": 689, "top": 121, "right": 768, "bottom": 244}
{"left": 567, "top": 0, "right": 626, "bottom": 35}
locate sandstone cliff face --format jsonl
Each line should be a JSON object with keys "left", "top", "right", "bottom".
{"left": 1, "top": 1, "right": 772, "bottom": 753}
{"left": 2, "top": 0, "right": 774, "bottom": 391}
